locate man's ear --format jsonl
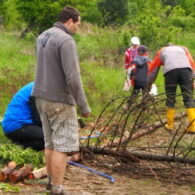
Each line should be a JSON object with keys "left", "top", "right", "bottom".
{"left": 65, "top": 18, "right": 73, "bottom": 25}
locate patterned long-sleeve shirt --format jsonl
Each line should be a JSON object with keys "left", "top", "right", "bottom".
{"left": 124, "top": 47, "right": 138, "bottom": 69}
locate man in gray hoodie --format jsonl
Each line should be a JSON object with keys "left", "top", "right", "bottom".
{"left": 32, "top": 6, "right": 91, "bottom": 195}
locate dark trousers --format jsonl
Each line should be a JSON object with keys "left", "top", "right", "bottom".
{"left": 164, "top": 68, "right": 194, "bottom": 108}
{"left": 5, "top": 125, "right": 44, "bottom": 151}
{"left": 128, "top": 85, "right": 147, "bottom": 105}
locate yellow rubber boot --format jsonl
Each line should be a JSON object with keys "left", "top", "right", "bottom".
{"left": 165, "top": 108, "right": 175, "bottom": 131}
{"left": 186, "top": 108, "right": 195, "bottom": 134}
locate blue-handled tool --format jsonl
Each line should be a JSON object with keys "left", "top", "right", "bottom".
{"left": 67, "top": 161, "right": 115, "bottom": 183}
{"left": 80, "top": 131, "right": 101, "bottom": 140}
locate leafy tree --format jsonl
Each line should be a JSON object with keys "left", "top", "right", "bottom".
{"left": 0, "top": 0, "right": 6, "bottom": 25}
{"left": 160, "top": 0, "right": 182, "bottom": 7}
{"left": 97, "top": 0, "right": 129, "bottom": 25}
{"left": 0, "top": 0, "right": 23, "bottom": 30}
{"left": 58, "top": 0, "right": 101, "bottom": 24}
{"left": 135, "top": 3, "right": 181, "bottom": 50}
{"left": 4, "top": 0, "right": 23, "bottom": 30}
{"left": 16, "top": 0, "right": 61, "bottom": 35}
{"left": 79, "top": 1, "right": 101, "bottom": 24}
{"left": 0, "top": 0, "right": 5, "bottom": 13}
{"left": 16, "top": 0, "right": 101, "bottom": 35}
{"left": 167, "top": 5, "right": 195, "bottom": 31}
{"left": 179, "top": 0, "right": 195, "bottom": 16}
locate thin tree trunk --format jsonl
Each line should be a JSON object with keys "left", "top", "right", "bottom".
{"left": 82, "top": 145, "right": 195, "bottom": 165}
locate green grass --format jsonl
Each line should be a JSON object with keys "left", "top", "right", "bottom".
{"left": 0, "top": 183, "right": 20, "bottom": 193}
{"left": 0, "top": 31, "right": 35, "bottom": 116}
{"left": 81, "top": 60, "right": 126, "bottom": 117}
{"left": 0, "top": 31, "right": 35, "bottom": 70}
{"left": 0, "top": 126, "right": 9, "bottom": 144}
{"left": 0, "top": 28, "right": 195, "bottom": 165}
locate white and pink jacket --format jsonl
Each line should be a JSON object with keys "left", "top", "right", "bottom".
{"left": 124, "top": 47, "right": 138, "bottom": 69}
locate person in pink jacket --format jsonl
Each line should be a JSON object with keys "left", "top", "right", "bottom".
{"left": 123, "top": 37, "right": 140, "bottom": 91}
{"left": 124, "top": 36, "right": 140, "bottom": 70}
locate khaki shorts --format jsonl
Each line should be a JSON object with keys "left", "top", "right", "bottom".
{"left": 36, "top": 98, "right": 79, "bottom": 153}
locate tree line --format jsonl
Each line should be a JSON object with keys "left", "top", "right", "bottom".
{"left": 0, "top": 0, "right": 195, "bottom": 50}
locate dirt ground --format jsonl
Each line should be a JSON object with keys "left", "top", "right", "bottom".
{"left": 1, "top": 160, "right": 195, "bottom": 195}
{"left": 1, "top": 119, "right": 195, "bottom": 195}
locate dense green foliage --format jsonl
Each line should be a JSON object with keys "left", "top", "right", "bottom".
{"left": 0, "top": 0, "right": 6, "bottom": 23}
{"left": 98, "top": 0, "right": 129, "bottom": 25}
{"left": 16, "top": 0, "right": 61, "bottom": 34}
{"left": 0, "top": 143, "right": 44, "bottom": 167}
{"left": 15, "top": 0, "right": 100, "bottom": 34}
{"left": 0, "top": 0, "right": 194, "bottom": 49}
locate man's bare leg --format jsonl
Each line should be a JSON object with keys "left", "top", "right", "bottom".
{"left": 51, "top": 150, "right": 67, "bottom": 185}
{"left": 45, "top": 148, "right": 53, "bottom": 190}
{"left": 45, "top": 148, "right": 53, "bottom": 175}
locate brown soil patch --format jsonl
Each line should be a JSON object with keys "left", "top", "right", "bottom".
{"left": 2, "top": 160, "right": 195, "bottom": 195}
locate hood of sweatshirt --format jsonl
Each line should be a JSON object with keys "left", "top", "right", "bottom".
{"left": 133, "top": 55, "right": 150, "bottom": 67}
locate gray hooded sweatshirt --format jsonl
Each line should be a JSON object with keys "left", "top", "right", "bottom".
{"left": 128, "top": 55, "right": 150, "bottom": 87}
{"left": 32, "top": 22, "right": 90, "bottom": 115}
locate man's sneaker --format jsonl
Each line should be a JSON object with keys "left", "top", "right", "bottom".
{"left": 50, "top": 190, "right": 70, "bottom": 195}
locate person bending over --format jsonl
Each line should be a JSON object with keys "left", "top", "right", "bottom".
{"left": 149, "top": 44, "right": 195, "bottom": 133}
{"left": 2, "top": 82, "right": 44, "bottom": 151}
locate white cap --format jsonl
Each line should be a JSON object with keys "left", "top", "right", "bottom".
{"left": 131, "top": 37, "right": 140, "bottom": 45}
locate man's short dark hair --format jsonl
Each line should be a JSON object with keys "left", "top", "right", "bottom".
{"left": 58, "top": 6, "right": 80, "bottom": 23}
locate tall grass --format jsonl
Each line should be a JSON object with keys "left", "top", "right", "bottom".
{"left": 0, "top": 26, "right": 195, "bottom": 118}
{"left": 0, "top": 24, "right": 129, "bottom": 118}
{"left": 0, "top": 32, "right": 35, "bottom": 116}
{"left": 81, "top": 61, "right": 125, "bottom": 117}
{"left": 0, "top": 24, "right": 195, "bottom": 165}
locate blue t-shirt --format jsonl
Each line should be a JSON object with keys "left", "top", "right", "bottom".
{"left": 2, "top": 82, "right": 34, "bottom": 134}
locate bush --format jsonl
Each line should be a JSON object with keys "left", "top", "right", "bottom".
{"left": 0, "top": 0, "right": 6, "bottom": 25}
{"left": 137, "top": 13, "right": 181, "bottom": 50}
{"left": 0, "top": 143, "right": 44, "bottom": 167}
{"left": 16, "top": 0, "right": 61, "bottom": 34}
{"left": 0, "top": 0, "right": 23, "bottom": 30}
{"left": 16, "top": 0, "right": 101, "bottom": 35}
{"left": 168, "top": 6, "right": 195, "bottom": 31}
{"left": 97, "top": 0, "right": 129, "bottom": 25}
